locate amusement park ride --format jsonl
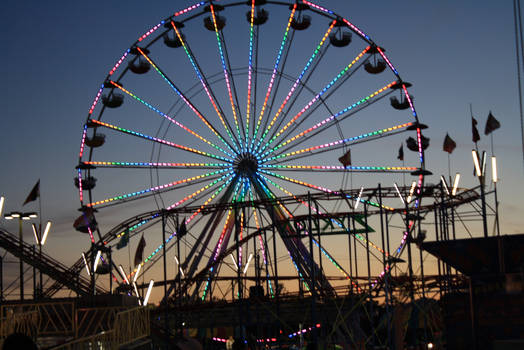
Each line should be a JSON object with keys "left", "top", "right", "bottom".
{"left": 1, "top": 1, "right": 523, "bottom": 349}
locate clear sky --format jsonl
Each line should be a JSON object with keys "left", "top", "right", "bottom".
{"left": 1, "top": 1, "right": 523, "bottom": 301}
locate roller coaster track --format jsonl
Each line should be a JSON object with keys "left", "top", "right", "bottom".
{"left": 0, "top": 229, "right": 106, "bottom": 297}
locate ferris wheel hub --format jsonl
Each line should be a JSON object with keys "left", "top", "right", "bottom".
{"left": 234, "top": 152, "right": 259, "bottom": 178}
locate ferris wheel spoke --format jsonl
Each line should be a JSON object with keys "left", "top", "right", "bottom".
{"left": 81, "top": 161, "right": 230, "bottom": 170}
{"left": 209, "top": 5, "right": 245, "bottom": 148}
{"left": 263, "top": 121, "right": 413, "bottom": 163}
{"left": 87, "top": 119, "right": 231, "bottom": 162}
{"left": 260, "top": 81, "right": 398, "bottom": 159}
{"left": 245, "top": 0, "right": 256, "bottom": 142}
{"left": 249, "top": 4, "right": 297, "bottom": 151}
{"left": 106, "top": 80, "right": 233, "bottom": 158}
{"left": 261, "top": 164, "right": 417, "bottom": 173}
{"left": 86, "top": 169, "right": 231, "bottom": 208}
{"left": 171, "top": 21, "right": 240, "bottom": 151}
{"left": 135, "top": 48, "right": 238, "bottom": 155}
{"left": 255, "top": 20, "right": 338, "bottom": 154}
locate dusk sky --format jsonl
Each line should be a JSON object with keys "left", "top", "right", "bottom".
{"left": 1, "top": 1, "right": 523, "bottom": 301}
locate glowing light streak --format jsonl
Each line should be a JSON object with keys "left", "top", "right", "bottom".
{"left": 186, "top": 176, "right": 234, "bottom": 223}
{"left": 174, "top": 2, "right": 205, "bottom": 17}
{"left": 109, "top": 50, "right": 130, "bottom": 76}
{"left": 452, "top": 173, "right": 461, "bottom": 196}
{"left": 376, "top": 46, "right": 397, "bottom": 75}
{"left": 88, "top": 119, "right": 230, "bottom": 162}
{"left": 83, "top": 161, "right": 229, "bottom": 168}
{"left": 87, "top": 169, "right": 229, "bottom": 208}
{"left": 472, "top": 150, "right": 482, "bottom": 177}
{"left": 230, "top": 254, "right": 238, "bottom": 271}
{"left": 250, "top": 4, "right": 297, "bottom": 150}
{"left": 133, "top": 263, "right": 142, "bottom": 283}
{"left": 41, "top": 221, "right": 51, "bottom": 246}
{"left": 261, "top": 81, "right": 397, "bottom": 157}
{"left": 355, "top": 186, "right": 364, "bottom": 210}
{"left": 138, "top": 21, "right": 164, "bottom": 42}
{"left": 243, "top": 253, "right": 253, "bottom": 274}
{"left": 171, "top": 22, "right": 239, "bottom": 151}
{"left": 0, "top": 196, "right": 4, "bottom": 217}
{"left": 256, "top": 28, "right": 359, "bottom": 154}
{"left": 118, "top": 265, "right": 129, "bottom": 284}
{"left": 87, "top": 85, "right": 104, "bottom": 115}
{"left": 94, "top": 250, "right": 102, "bottom": 272}
{"left": 394, "top": 183, "right": 405, "bottom": 205}
{"left": 82, "top": 253, "right": 90, "bottom": 276}
{"left": 301, "top": 0, "right": 333, "bottom": 14}
{"left": 260, "top": 164, "right": 417, "bottom": 172}
{"left": 440, "top": 176, "right": 450, "bottom": 195}
{"left": 136, "top": 49, "right": 236, "bottom": 155}
{"left": 77, "top": 168, "right": 84, "bottom": 203}
{"left": 143, "top": 280, "right": 154, "bottom": 305}
{"left": 406, "top": 181, "right": 417, "bottom": 204}
{"left": 246, "top": 0, "right": 255, "bottom": 140}
{"left": 491, "top": 157, "right": 498, "bottom": 183}
{"left": 264, "top": 122, "right": 413, "bottom": 162}
{"left": 210, "top": 5, "right": 243, "bottom": 146}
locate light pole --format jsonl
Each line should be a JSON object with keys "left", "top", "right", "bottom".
{"left": 31, "top": 221, "right": 52, "bottom": 298}
{"left": 4, "top": 211, "right": 38, "bottom": 301}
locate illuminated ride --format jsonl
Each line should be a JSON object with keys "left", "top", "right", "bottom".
{"left": 75, "top": 0, "right": 428, "bottom": 303}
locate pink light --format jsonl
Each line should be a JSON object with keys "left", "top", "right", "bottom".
{"left": 174, "top": 2, "right": 204, "bottom": 17}
{"left": 109, "top": 50, "right": 129, "bottom": 76}
{"left": 376, "top": 46, "right": 398, "bottom": 75}
{"left": 87, "top": 86, "right": 104, "bottom": 115}
{"left": 138, "top": 22, "right": 164, "bottom": 42}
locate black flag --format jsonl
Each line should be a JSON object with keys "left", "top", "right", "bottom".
{"left": 338, "top": 149, "right": 351, "bottom": 167}
{"left": 397, "top": 144, "right": 404, "bottom": 161}
{"left": 443, "top": 133, "right": 457, "bottom": 154}
{"left": 134, "top": 235, "right": 146, "bottom": 267}
{"left": 484, "top": 111, "right": 501, "bottom": 135}
{"left": 472, "top": 117, "right": 480, "bottom": 143}
{"left": 23, "top": 180, "right": 40, "bottom": 206}
{"left": 178, "top": 220, "right": 187, "bottom": 238}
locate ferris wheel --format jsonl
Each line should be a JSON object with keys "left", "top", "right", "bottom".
{"left": 75, "top": 0, "right": 427, "bottom": 301}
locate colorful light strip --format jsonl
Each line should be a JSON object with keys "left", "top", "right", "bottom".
{"left": 87, "top": 85, "right": 105, "bottom": 115}
{"left": 264, "top": 122, "right": 413, "bottom": 162}
{"left": 245, "top": 0, "right": 255, "bottom": 141}
{"left": 109, "top": 80, "right": 233, "bottom": 158}
{"left": 249, "top": 4, "right": 297, "bottom": 150}
{"left": 83, "top": 161, "right": 229, "bottom": 168}
{"left": 255, "top": 22, "right": 345, "bottom": 154}
{"left": 171, "top": 22, "right": 239, "bottom": 151}
{"left": 260, "top": 81, "right": 397, "bottom": 158}
{"left": 88, "top": 119, "right": 230, "bottom": 162}
{"left": 174, "top": 1, "right": 205, "bottom": 17}
{"left": 109, "top": 50, "right": 130, "bottom": 76}
{"left": 79, "top": 124, "right": 88, "bottom": 159}
{"left": 261, "top": 164, "right": 417, "bottom": 172}
{"left": 376, "top": 46, "right": 398, "bottom": 76}
{"left": 138, "top": 21, "right": 164, "bottom": 42}
{"left": 87, "top": 169, "right": 230, "bottom": 208}
{"left": 210, "top": 5, "right": 243, "bottom": 147}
